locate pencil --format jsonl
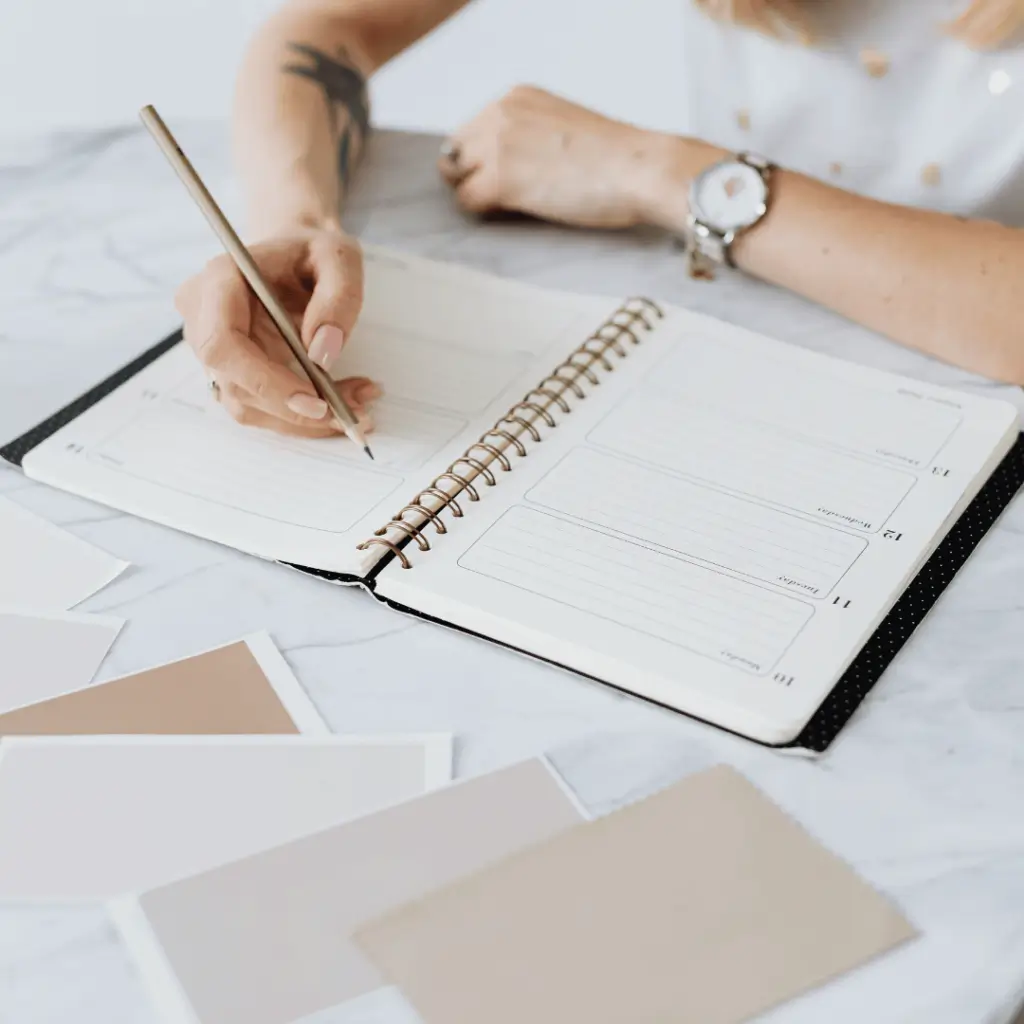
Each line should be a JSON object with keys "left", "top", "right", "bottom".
{"left": 138, "top": 104, "right": 374, "bottom": 460}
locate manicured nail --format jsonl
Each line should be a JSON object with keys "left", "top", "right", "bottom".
{"left": 355, "top": 381, "right": 383, "bottom": 404}
{"left": 308, "top": 324, "right": 345, "bottom": 370}
{"left": 287, "top": 393, "right": 329, "bottom": 419}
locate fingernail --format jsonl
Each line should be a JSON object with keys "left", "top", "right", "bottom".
{"left": 287, "top": 393, "right": 329, "bottom": 419}
{"left": 308, "top": 324, "right": 345, "bottom": 370}
{"left": 355, "top": 381, "right": 383, "bottom": 404}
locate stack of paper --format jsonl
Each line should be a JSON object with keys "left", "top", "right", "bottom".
{"left": 0, "top": 633, "right": 453, "bottom": 900}
{"left": 111, "top": 763, "right": 915, "bottom": 1024}
{"left": 0, "top": 498, "right": 455, "bottom": 926}
{"left": 0, "top": 499, "right": 916, "bottom": 1023}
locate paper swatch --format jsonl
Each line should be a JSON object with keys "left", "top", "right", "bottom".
{"left": 0, "top": 633, "right": 322, "bottom": 735}
{"left": 112, "top": 759, "right": 586, "bottom": 1024}
{"left": 0, "top": 495, "right": 127, "bottom": 608}
{"left": 355, "top": 765, "right": 916, "bottom": 1024}
{"left": 0, "top": 608, "right": 124, "bottom": 711}
{"left": 0, "top": 733, "right": 451, "bottom": 902}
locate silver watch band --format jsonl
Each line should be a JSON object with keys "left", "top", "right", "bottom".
{"left": 739, "top": 150, "right": 771, "bottom": 171}
{"left": 689, "top": 222, "right": 730, "bottom": 267}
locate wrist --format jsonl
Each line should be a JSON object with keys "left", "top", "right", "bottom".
{"left": 244, "top": 175, "right": 342, "bottom": 242}
{"left": 629, "top": 133, "right": 727, "bottom": 235}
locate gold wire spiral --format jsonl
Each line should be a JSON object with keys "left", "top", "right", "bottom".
{"left": 356, "top": 297, "right": 663, "bottom": 568}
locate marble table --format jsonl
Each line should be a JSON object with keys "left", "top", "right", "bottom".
{"left": 1, "top": 123, "right": 1023, "bottom": 1024}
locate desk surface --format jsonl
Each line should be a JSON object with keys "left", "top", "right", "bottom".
{"left": 1, "top": 123, "right": 1023, "bottom": 1024}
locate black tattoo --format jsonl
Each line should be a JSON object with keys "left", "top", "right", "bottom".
{"left": 283, "top": 43, "right": 370, "bottom": 193}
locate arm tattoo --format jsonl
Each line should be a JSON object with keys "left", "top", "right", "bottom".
{"left": 283, "top": 43, "right": 370, "bottom": 193}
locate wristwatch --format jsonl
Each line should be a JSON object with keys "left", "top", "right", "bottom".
{"left": 686, "top": 151, "right": 774, "bottom": 276}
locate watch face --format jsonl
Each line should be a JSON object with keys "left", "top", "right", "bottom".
{"left": 691, "top": 161, "right": 767, "bottom": 233}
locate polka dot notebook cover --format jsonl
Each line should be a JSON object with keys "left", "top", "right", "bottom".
{"left": 3, "top": 252, "right": 1022, "bottom": 752}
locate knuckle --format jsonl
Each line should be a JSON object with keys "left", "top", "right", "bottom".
{"left": 220, "top": 380, "right": 245, "bottom": 403}
{"left": 174, "top": 278, "right": 199, "bottom": 314}
{"left": 460, "top": 178, "right": 495, "bottom": 212}
{"left": 193, "top": 330, "right": 230, "bottom": 368}
{"left": 312, "top": 233, "right": 343, "bottom": 261}
{"left": 327, "top": 230, "right": 359, "bottom": 256}
{"left": 250, "top": 373, "right": 272, "bottom": 400}
{"left": 508, "top": 83, "right": 539, "bottom": 103}
{"left": 204, "top": 253, "right": 236, "bottom": 281}
{"left": 225, "top": 400, "right": 251, "bottom": 425}
{"left": 493, "top": 103, "right": 514, "bottom": 130}
{"left": 340, "top": 273, "right": 364, "bottom": 303}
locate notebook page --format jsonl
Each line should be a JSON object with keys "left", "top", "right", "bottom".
{"left": 376, "top": 307, "right": 1019, "bottom": 743}
{"left": 22, "top": 248, "right": 613, "bottom": 574}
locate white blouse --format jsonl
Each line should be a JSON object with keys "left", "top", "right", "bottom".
{"left": 679, "top": 0, "right": 1024, "bottom": 225}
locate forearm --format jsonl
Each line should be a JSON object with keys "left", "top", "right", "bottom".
{"left": 234, "top": 4, "right": 374, "bottom": 238}
{"left": 234, "top": 0, "right": 472, "bottom": 239}
{"left": 643, "top": 137, "right": 1024, "bottom": 385}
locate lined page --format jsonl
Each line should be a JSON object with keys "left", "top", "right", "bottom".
{"left": 460, "top": 507, "right": 813, "bottom": 674}
{"left": 379, "top": 307, "right": 1019, "bottom": 743}
{"left": 526, "top": 449, "right": 867, "bottom": 598}
{"left": 587, "top": 394, "right": 915, "bottom": 532}
{"left": 23, "top": 248, "right": 613, "bottom": 574}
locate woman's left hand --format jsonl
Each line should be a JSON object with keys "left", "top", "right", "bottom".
{"left": 439, "top": 86, "right": 669, "bottom": 229}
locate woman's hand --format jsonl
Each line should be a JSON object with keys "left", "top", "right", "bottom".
{"left": 439, "top": 86, "right": 675, "bottom": 229}
{"left": 175, "top": 225, "right": 380, "bottom": 437}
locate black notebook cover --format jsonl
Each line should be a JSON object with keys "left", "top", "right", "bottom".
{"left": 4, "top": 331, "right": 1023, "bottom": 752}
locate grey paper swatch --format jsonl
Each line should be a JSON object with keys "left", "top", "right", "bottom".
{"left": 0, "top": 609, "right": 123, "bottom": 710}
{"left": 116, "top": 759, "right": 584, "bottom": 1024}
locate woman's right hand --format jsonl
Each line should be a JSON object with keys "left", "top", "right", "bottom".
{"left": 175, "top": 225, "right": 380, "bottom": 438}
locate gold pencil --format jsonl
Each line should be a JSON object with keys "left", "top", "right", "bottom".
{"left": 138, "top": 104, "right": 374, "bottom": 460}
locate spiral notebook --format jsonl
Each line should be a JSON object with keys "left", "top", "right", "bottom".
{"left": 4, "top": 248, "right": 1022, "bottom": 750}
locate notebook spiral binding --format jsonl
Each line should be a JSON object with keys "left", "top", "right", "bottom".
{"left": 357, "top": 297, "right": 664, "bottom": 569}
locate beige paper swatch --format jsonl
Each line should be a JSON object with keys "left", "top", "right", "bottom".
{"left": 0, "top": 608, "right": 124, "bottom": 710}
{"left": 356, "top": 765, "right": 916, "bottom": 1024}
{"left": 0, "top": 733, "right": 451, "bottom": 902}
{"left": 112, "top": 759, "right": 586, "bottom": 1024}
{"left": 0, "top": 496, "right": 127, "bottom": 609}
{"left": 0, "top": 634, "right": 322, "bottom": 735}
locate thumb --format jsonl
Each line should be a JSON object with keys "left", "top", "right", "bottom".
{"left": 301, "top": 234, "right": 364, "bottom": 372}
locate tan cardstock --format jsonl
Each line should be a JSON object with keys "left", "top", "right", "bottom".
{"left": 356, "top": 765, "right": 916, "bottom": 1024}
{"left": 0, "top": 635, "right": 315, "bottom": 735}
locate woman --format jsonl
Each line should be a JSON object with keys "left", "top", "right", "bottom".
{"left": 176, "top": 0, "right": 1024, "bottom": 437}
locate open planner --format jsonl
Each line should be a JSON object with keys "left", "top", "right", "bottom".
{"left": 5, "top": 248, "right": 1023, "bottom": 749}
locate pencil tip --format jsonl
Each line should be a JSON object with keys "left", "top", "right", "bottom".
{"left": 364, "top": 445, "right": 375, "bottom": 461}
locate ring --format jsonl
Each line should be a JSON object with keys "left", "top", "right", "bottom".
{"left": 207, "top": 378, "right": 221, "bottom": 401}
{"left": 439, "top": 139, "right": 461, "bottom": 166}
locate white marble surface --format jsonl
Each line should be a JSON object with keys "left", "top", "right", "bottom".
{"left": 1, "top": 123, "right": 1023, "bottom": 1024}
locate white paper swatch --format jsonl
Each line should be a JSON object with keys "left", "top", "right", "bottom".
{"left": 0, "top": 496, "right": 127, "bottom": 609}
{"left": 0, "top": 608, "right": 124, "bottom": 711}
{"left": 0, "top": 733, "right": 452, "bottom": 902}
